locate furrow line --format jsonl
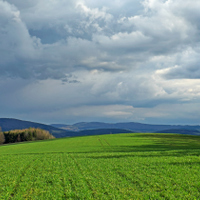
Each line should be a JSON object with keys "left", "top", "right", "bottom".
{"left": 70, "top": 154, "right": 95, "bottom": 199}
{"left": 60, "top": 153, "right": 67, "bottom": 199}
{"left": 98, "top": 138, "right": 104, "bottom": 147}
{"left": 103, "top": 138, "right": 111, "bottom": 146}
{"left": 116, "top": 170, "right": 146, "bottom": 191}
{"left": 9, "top": 158, "right": 36, "bottom": 199}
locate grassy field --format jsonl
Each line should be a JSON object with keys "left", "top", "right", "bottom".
{"left": 0, "top": 133, "right": 200, "bottom": 199}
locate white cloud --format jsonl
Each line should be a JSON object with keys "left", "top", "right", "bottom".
{"left": 2, "top": 0, "right": 199, "bottom": 77}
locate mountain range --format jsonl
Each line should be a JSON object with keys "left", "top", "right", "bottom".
{"left": 0, "top": 118, "right": 200, "bottom": 138}
{"left": 51, "top": 122, "right": 200, "bottom": 135}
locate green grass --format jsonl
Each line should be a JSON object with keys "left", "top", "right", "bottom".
{"left": 0, "top": 133, "right": 200, "bottom": 199}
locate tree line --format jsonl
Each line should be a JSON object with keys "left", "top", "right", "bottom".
{"left": 0, "top": 127, "right": 55, "bottom": 145}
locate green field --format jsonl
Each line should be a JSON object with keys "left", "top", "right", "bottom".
{"left": 0, "top": 133, "right": 200, "bottom": 199}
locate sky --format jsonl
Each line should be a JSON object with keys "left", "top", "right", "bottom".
{"left": 1, "top": 0, "right": 200, "bottom": 125}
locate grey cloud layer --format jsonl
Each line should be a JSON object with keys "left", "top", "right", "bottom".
{"left": 1, "top": 0, "right": 200, "bottom": 80}
{"left": 1, "top": 0, "right": 200, "bottom": 124}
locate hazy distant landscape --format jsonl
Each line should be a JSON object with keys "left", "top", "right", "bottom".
{"left": 1, "top": 118, "right": 200, "bottom": 139}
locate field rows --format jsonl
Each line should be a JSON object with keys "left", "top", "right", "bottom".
{"left": 0, "top": 133, "right": 200, "bottom": 199}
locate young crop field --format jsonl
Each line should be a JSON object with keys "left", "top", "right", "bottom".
{"left": 0, "top": 133, "right": 200, "bottom": 199}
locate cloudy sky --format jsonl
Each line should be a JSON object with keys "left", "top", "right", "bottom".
{"left": 1, "top": 0, "right": 200, "bottom": 125}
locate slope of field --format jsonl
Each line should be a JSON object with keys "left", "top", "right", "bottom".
{"left": 0, "top": 133, "right": 200, "bottom": 199}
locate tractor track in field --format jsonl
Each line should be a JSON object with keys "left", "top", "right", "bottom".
{"left": 97, "top": 137, "right": 111, "bottom": 147}
{"left": 115, "top": 170, "right": 147, "bottom": 191}
{"left": 9, "top": 158, "right": 36, "bottom": 199}
{"left": 70, "top": 154, "right": 95, "bottom": 199}
{"left": 98, "top": 138, "right": 104, "bottom": 147}
{"left": 70, "top": 154, "right": 114, "bottom": 199}
{"left": 60, "top": 154, "right": 68, "bottom": 199}
{"left": 103, "top": 138, "right": 111, "bottom": 146}
{"left": 62, "top": 153, "right": 81, "bottom": 199}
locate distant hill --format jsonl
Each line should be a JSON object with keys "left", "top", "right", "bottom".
{"left": 51, "top": 122, "right": 200, "bottom": 134}
{"left": 1, "top": 118, "right": 200, "bottom": 138}
{"left": 0, "top": 118, "right": 130, "bottom": 138}
{"left": 0, "top": 118, "right": 73, "bottom": 138}
{"left": 51, "top": 124, "right": 79, "bottom": 132}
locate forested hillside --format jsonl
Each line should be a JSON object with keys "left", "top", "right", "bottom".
{"left": 0, "top": 127, "right": 54, "bottom": 145}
